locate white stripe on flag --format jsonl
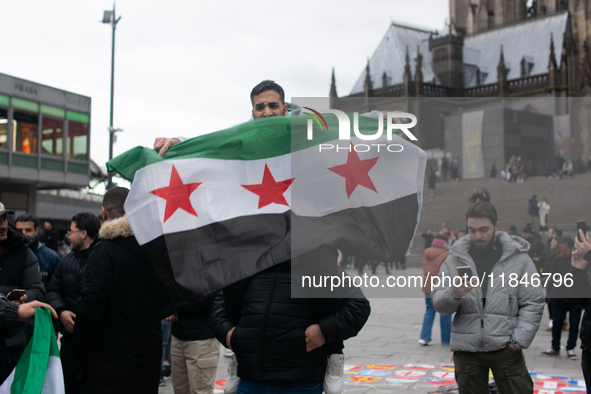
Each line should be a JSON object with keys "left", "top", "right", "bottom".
{"left": 126, "top": 133, "right": 425, "bottom": 245}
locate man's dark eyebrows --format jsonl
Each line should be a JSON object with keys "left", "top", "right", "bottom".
{"left": 255, "top": 101, "right": 280, "bottom": 108}
{"left": 467, "top": 226, "right": 491, "bottom": 231}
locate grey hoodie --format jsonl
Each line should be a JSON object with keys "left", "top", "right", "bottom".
{"left": 432, "top": 231, "right": 544, "bottom": 352}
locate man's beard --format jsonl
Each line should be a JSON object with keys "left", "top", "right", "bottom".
{"left": 473, "top": 235, "right": 495, "bottom": 250}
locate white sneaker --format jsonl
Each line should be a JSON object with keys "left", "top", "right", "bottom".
{"left": 224, "top": 348, "right": 234, "bottom": 357}
{"left": 224, "top": 354, "right": 240, "bottom": 394}
{"left": 323, "top": 354, "right": 345, "bottom": 394}
{"left": 418, "top": 339, "right": 432, "bottom": 346}
{"left": 567, "top": 349, "right": 578, "bottom": 360}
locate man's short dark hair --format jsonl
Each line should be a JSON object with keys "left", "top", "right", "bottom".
{"left": 558, "top": 237, "right": 574, "bottom": 248}
{"left": 103, "top": 187, "right": 129, "bottom": 219}
{"left": 551, "top": 228, "right": 563, "bottom": 237}
{"left": 15, "top": 214, "right": 38, "bottom": 228}
{"left": 72, "top": 212, "right": 101, "bottom": 239}
{"left": 250, "top": 80, "right": 285, "bottom": 105}
{"left": 465, "top": 202, "right": 498, "bottom": 225}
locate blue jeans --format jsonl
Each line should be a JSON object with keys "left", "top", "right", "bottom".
{"left": 161, "top": 320, "right": 172, "bottom": 373}
{"left": 420, "top": 295, "right": 451, "bottom": 344}
{"left": 442, "top": 170, "right": 448, "bottom": 182}
{"left": 237, "top": 379, "right": 323, "bottom": 394}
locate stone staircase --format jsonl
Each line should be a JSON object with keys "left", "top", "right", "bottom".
{"left": 404, "top": 173, "right": 591, "bottom": 267}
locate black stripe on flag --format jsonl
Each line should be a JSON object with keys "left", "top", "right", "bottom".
{"left": 143, "top": 194, "right": 419, "bottom": 300}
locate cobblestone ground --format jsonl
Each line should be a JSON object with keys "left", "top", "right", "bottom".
{"left": 159, "top": 267, "right": 586, "bottom": 393}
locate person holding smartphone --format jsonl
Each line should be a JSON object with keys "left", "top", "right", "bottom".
{"left": 432, "top": 202, "right": 544, "bottom": 394}
{"left": 571, "top": 228, "right": 591, "bottom": 389}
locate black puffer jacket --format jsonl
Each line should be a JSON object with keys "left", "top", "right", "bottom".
{"left": 171, "top": 292, "right": 217, "bottom": 341}
{"left": 73, "top": 216, "right": 167, "bottom": 394}
{"left": 46, "top": 246, "right": 94, "bottom": 336}
{"left": 0, "top": 225, "right": 45, "bottom": 349}
{"left": 0, "top": 225, "right": 45, "bottom": 301}
{"left": 211, "top": 258, "right": 370, "bottom": 384}
{"left": 0, "top": 297, "right": 22, "bottom": 383}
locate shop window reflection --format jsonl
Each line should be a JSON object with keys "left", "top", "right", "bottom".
{"left": 41, "top": 118, "right": 63, "bottom": 156}
{"left": 67, "top": 121, "right": 88, "bottom": 160}
{"left": 13, "top": 111, "right": 38, "bottom": 154}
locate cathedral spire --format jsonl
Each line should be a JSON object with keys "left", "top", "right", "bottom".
{"left": 364, "top": 58, "right": 372, "bottom": 97}
{"left": 403, "top": 46, "right": 413, "bottom": 96}
{"left": 415, "top": 45, "right": 424, "bottom": 96}
{"left": 497, "top": 45, "right": 508, "bottom": 96}
{"left": 548, "top": 34, "right": 559, "bottom": 89}
{"left": 549, "top": 33, "right": 557, "bottom": 70}
{"left": 329, "top": 67, "right": 338, "bottom": 97}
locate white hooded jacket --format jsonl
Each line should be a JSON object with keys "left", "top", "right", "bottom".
{"left": 432, "top": 231, "right": 544, "bottom": 352}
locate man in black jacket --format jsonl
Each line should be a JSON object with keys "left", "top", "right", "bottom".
{"left": 47, "top": 212, "right": 100, "bottom": 394}
{"left": 0, "top": 202, "right": 45, "bottom": 368}
{"left": 73, "top": 187, "right": 167, "bottom": 394}
{"left": 541, "top": 237, "right": 582, "bottom": 359}
{"left": 41, "top": 219, "right": 60, "bottom": 253}
{"left": 522, "top": 225, "right": 543, "bottom": 272}
{"left": 211, "top": 249, "right": 370, "bottom": 394}
{"left": 168, "top": 292, "right": 219, "bottom": 393}
{"left": 572, "top": 229, "right": 591, "bottom": 388}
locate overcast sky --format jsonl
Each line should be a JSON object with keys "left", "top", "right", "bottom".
{"left": 0, "top": 1, "right": 448, "bottom": 169}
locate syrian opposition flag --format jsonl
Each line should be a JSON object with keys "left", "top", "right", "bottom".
{"left": 107, "top": 114, "right": 426, "bottom": 299}
{"left": 0, "top": 307, "right": 64, "bottom": 393}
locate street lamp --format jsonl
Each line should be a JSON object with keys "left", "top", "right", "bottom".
{"left": 102, "top": 4, "right": 122, "bottom": 189}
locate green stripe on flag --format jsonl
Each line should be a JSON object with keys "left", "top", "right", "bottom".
{"left": 107, "top": 113, "right": 391, "bottom": 181}
{"left": 11, "top": 307, "right": 55, "bottom": 394}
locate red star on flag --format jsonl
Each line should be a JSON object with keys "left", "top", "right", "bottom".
{"left": 242, "top": 164, "right": 293, "bottom": 209}
{"left": 150, "top": 165, "right": 202, "bottom": 223}
{"left": 329, "top": 143, "right": 379, "bottom": 198}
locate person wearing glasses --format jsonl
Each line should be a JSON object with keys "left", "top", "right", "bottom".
{"left": 47, "top": 212, "right": 101, "bottom": 394}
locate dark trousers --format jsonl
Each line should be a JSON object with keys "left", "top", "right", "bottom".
{"left": 60, "top": 335, "right": 81, "bottom": 394}
{"left": 453, "top": 347, "right": 533, "bottom": 394}
{"left": 582, "top": 350, "right": 591, "bottom": 390}
{"left": 551, "top": 299, "right": 582, "bottom": 351}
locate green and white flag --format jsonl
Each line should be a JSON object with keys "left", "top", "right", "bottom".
{"left": 0, "top": 307, "right": 64, "bottom": 394}
{"left": 107, "top": 114, "right": 426, "bottom": 299}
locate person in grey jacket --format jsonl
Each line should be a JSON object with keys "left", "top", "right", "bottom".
{"left": 432, "top": 202, "right": 544, "bottom": 394}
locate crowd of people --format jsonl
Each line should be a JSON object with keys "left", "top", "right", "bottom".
{"left": 499, "top": 154, "right": 526, "bottom": 182}
{"left": 545, "top": 149, "right": 576, "bottom": 179}
{"left": 436, "top": 149, "right": 587, "bottom": 185}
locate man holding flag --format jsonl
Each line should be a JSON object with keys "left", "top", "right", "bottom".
{"left": 153, "top": 81, "right": 371, "bottom": 394}
{"left": 110, "top": 79, "right": 426, "bottom": 393}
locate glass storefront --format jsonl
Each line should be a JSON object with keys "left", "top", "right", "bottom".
{"left": 0, "top": 109, "right": 7, "bottom": 148}
{"left": 41, "top": 117, "right": 63, "bottom": 156}
{"left": 13, "top": 111, "right": 38, "bottom": 154}
{"left": 67, "top": 121, "right": 89, "bottom": 160}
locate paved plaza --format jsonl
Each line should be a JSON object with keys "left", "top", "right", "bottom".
{"left": 159, "top": 267, "right": 586, "bottom": 393}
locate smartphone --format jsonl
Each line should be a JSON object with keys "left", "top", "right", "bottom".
{"left": 6, "top": 289, "right": 26, "bottom": 301}
{"left": 457, "top": 266, "right": 473, "bottom": 280}
{"left": 577, "top": 221, "right": 587, "bottom": 242}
